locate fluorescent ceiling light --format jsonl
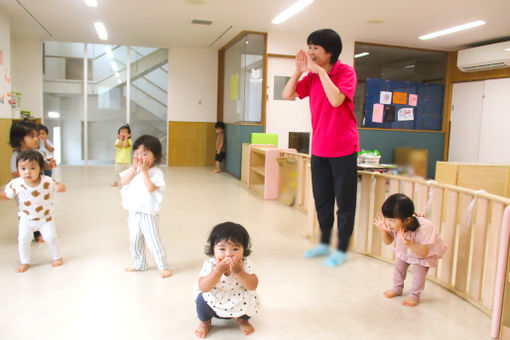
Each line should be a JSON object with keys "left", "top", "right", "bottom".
{"left": 85, "top": 0, "right": 97, "bottom": 7}
{"left": 505, "top": 48, "right": 510, "bottom": 51}
{"left": 419, "top": 20, "right": 485, "bottom": 40}
{"left": 404, "top": 64, "right": 415, "bottom": 69}
{"left": 110, "top": 61, "right": 119, "bottom": 72}
{"left": 94, "top": 22, "right": 108, "bottom": 40}
{"left": 48, "top": 111, "right": 60, "bottom": 119}
{"left": 104, "top": 46, "right": 114, "bottom": 59}
{"left": 272, "top": 0, "right": 314, "bottom": 24}
{"left": 354, "top": 52, "right": 369, "bottom": 58}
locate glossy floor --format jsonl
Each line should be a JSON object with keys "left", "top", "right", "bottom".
{"left": 0, "top": 166, "right": 491, "bottom": 340}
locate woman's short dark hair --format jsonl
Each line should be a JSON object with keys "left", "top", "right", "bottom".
{"left": 381, "top": 193, "right": 420, "bottom": 232}
{"left": 16, "top": 150, "right": 45, "bottom": 173}
{"left": 307, "top": 29, "right": 343, "bottom": 65}
{"left": 118, "top": 124, "right": 131, "bottom": 134}
{"left": 205, "top": 222, "right": 252, "bottom": 257}
{"left": 9, "top": 120, "right": 37, "bottom": 148}
{"left": 133, "top": 135, "right": 162, "bottom": 164}
{"left": 215, "top": 121, "right": 225, "bottom": 130}
{"left": 38, "top": 124, "right": 49, "bottom": 134}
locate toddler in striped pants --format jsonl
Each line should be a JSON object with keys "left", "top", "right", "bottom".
{"left": 120, "top": 135, "right": 171, "bottom": 278}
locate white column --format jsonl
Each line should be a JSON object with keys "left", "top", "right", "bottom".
{"left": 83, "top": 44, "right": 88, "bottom": 165}
{"left": 126, "top": 46, "right": 130, "bottom": 124}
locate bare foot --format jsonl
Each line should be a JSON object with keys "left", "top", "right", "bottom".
{"left": 52, "top": 258, "right": 63, "bottom": 267}
{"left": 15, "top": 264, "right": 30, "bottom": 273}
{"left": 161, "top": 268, "right": 171, "bottom": 278}
{"left": 194, "top": 320, "right": 211, "bottom": 338}
{"left": 383, "top": 289, "right": 401, "bottom": 298}
{"left": 403, "top": 297, "right": 419, "bottom": 307}
{"left": 37, "top": 235, "right": 45, "bottom": 243}
{"left": 237, "top": 318, "right": 254, "bottom": 336}
{"left": 111, "top": 182, "right": 118, "bottom": 187}
{"left": 124, "top": 267, "right": 140, "bottom": 272}
{"left": 212, "top": 169, "right": 222, "bottom": 173}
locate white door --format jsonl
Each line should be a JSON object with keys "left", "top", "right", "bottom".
{"left": 266, "top": 56, "right": 311, "bottom": 150}
{"left": 478, "top": 77, "right": 510, "bottom": 164}
{"left": 449, "top": 81, "right": 484, "bottom": 162}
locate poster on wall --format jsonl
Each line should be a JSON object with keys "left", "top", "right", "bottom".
{"left": 408, "top": 94, "right": 418, "bottom": 106}
{"left": 0, "top": 49, "right": 11, "bottom": 110}
{"left": 372, "top": 103, "right": 384, "bottom": 123}
{"left": 379, "top": 91, "right": 392, "bottom": 104}
{"left": 397, "top": 107, "right": 414, "bottom": 121}
{"left": 383, "top": 105, "right": 395, "bottom": 122}
{"left": 230, "top": 73, "right": 239, "bottom": 100}
{"left": 393, "top": 92, "right": 407, "bottom": 104}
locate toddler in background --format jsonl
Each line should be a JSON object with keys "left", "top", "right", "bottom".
{"left": 38, "top": 124, "right": 55, "bottom": 177}
{"left": 112, "top": 124, "right": 132, "bottom": 187}
{"left": 0, "top": 150, "right": 66, "bottom": 272}
{"left": 120, "top": 135, "right": 170, "bottom": 278}
{"left": 373, "top": 193, "right": 447, "bottom": 307}
{"left": 213, "top": 122, "right": 225, "bottom": 173}
{"left": 194, "top": 222, "right": 259, "bottom": 338}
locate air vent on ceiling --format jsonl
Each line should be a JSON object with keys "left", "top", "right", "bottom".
{"left": 192, "top": 19, "right": 213, "bottom": 25}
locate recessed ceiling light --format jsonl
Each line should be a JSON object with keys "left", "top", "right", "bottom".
{"left": 191, "top": 19, "right": 213, "bottom": 25}
{"left": 366, "top": 19, "right": 384, "bottom": 24}
{"left": 110, "top": 61, "right": 119, "bottom": 72}
{"left": 184, "top": 0, "right": 206, "bottom": 4}
{"left": 94, "top": 22, "right": 108, "bottom": 40}
{"left": 419, "top": 20, "right": 485, "bottom": 40}
{"left": 404, "top": 64, "right": 415, "bottom": 69}
{"left": 104, "top": 46, "right": 114, "bottom": 59}
{"left": 272, "top": 0, "right": 314, "bottom": 25}
{"left": 48, "top": 111, "right": 60, "bottom": 119}
{"left": 354, "top": 52, "right": 369, "bottom": 58}
{"left": 505, "top": 48, "right": 510, "bottom": 51}
{"left": 85, "top": 0, "right": 97, "bottom": 7}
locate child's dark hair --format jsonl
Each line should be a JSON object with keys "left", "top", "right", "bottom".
{"left": 16, "top": 150, "right": 45, "bottom": 174}
{"left": 215, "top": 121, "right": 225, "bottom": 130}
{"left": 118, "top": 124, "right": 131, "bottom": 134}
{"left": 9, "top": 120, "right": 37, "bottom": 148}
{"left": 307, "top": 28, "right": 342, "bottom": 65}
{"left": 133, "top": 135, "right": 162, "bottom": 164}
{"left": 205, "top": 222, "right": 252, "bottom": 257}
{"left": 38, "top": 124, "right": 49, "bottom": 134}
{"left": 381, "top": 193, "right": 420, "bottom": 232}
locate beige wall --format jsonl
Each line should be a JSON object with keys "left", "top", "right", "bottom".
{"left": 11, "top": 36, "right": 43, "bottom": 118}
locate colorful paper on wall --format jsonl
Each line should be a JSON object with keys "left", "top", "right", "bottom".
{"left": 372, "top": 103, "right": 384, "bottom": 123}
{"left": 397, "top": 107, "right": 414, "bottom": 121}
{"left": 393, "top": 92, "right": 407, "bottom": 104}
{"left": 379, "top": 91, "right": 392, "bottom": 104}
{"left": 408, "top": 94, "right": 418, "bottom": 106}
{"left": 383, "top": 105, "right": 396, "bottom": 122}
{"left": 230, "top": 73, "right": 239, "bottom": 100}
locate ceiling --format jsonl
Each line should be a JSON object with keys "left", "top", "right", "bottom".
{"left": 1, "top": 0, "right": 510, "bottom": 51}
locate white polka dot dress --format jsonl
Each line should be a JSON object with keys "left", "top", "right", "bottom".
{"left": 195, "top": 257, "right": 259, "bottom": 318}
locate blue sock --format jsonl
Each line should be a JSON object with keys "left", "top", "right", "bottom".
{"left": 304, "top": 244, "right": 330, "bottom": 258}
{"left": 323, "top": 250, "right": 347, "bottom": 267}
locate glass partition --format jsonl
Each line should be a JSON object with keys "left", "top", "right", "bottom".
{"left": 221, "top": 32, "right": 266, "bottom": 124}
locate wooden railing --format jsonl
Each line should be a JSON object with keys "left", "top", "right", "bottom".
{"left": 280, "top": 151, "right": 510, "bottom": 338}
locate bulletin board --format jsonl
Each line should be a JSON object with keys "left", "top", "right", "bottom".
{"left": 363, "top": 78, "right": 444, "bottom": 131}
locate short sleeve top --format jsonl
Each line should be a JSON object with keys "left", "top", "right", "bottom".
{"left": 295, "top": 61, "right": 359, "bottom": 157}
{"left": 120, "top": 166, "right": 165, "bottom": 215}
{"left": 392, "top": 217, "right": 447, "bottom": 267}
{"left": 194, "top": 257, "right": 259, "bottom": 318}
{"left": 4, "top": 176, "right": 57, "bottom": 221}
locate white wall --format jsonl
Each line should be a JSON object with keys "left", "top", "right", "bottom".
{"left": 11, "top": 36, "right": 43, "bottom": 118}
{"left": 0, "top": 10, "right": 11, "bottom": 118}
{"left": 167, "top": 46, "right": 217, "bottom": 122}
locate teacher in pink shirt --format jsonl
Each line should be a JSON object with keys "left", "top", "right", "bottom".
{"left": 282, "top": 29, "right": 359, "bottom": 267}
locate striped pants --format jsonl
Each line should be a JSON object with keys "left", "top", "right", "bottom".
{"left": 128, "top": 211, "right": 168, "bottom": 270}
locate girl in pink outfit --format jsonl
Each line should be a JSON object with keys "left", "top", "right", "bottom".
{"left": 373, "top": 193, "right": 447, "bottom": 307}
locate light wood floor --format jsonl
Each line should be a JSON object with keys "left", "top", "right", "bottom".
{"left": 0, "top": 166, "right": 491, "bottom": 340}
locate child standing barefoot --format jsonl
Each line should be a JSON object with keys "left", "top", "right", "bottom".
{"left": 373, "top": 193, "right": 447, "bottom": 307}
{"left": 0, "top": 150, "right": 65, "bottom": 272}
{"left": 194, "top": 222, "right": 259, "bottom": 338}
{"left": 120, "top": 135, "right": 170, "bottom": 278}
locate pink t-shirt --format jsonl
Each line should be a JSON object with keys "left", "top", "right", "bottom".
{"left": 391, "top": 217, "right": 447, "bottom": 268}
{"left": 295, "top": 61, "right": 359, "bottom": 157}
